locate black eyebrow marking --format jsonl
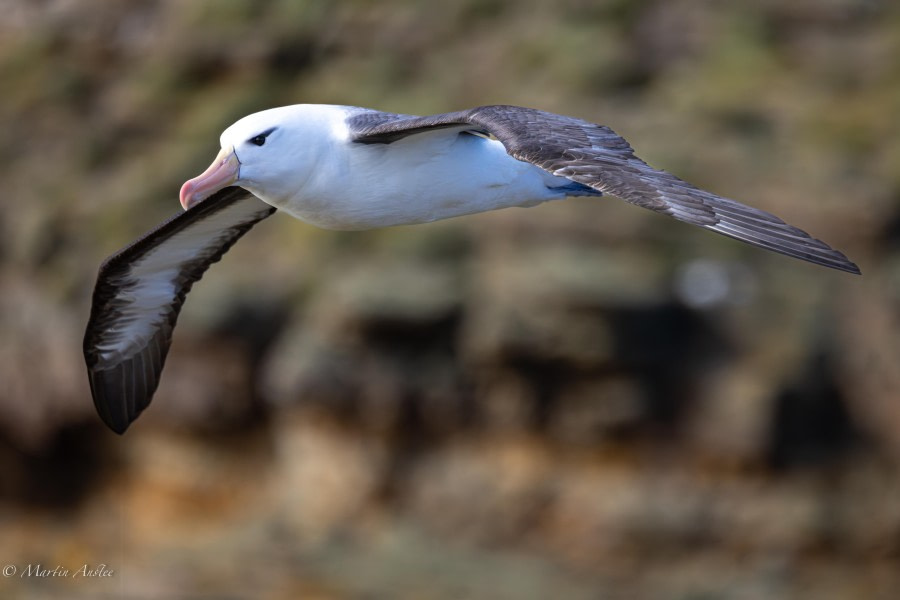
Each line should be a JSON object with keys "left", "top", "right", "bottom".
{"left": 247, "top": 127, "right": 278, "bottom": 147}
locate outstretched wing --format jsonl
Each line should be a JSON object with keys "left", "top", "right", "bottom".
{"left": 84, "top": 187, "right": 276, "bottom": 434}
{"left": 349, "top": 105, "right": 859, "bottom": 274}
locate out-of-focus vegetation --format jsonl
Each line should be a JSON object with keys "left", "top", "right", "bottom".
{"left": 1, "top": 0, "right": 899, "bottom": 598}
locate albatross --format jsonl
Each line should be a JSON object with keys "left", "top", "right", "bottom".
{"left": 84, "top": 104, "right": 860, "bottom": 433}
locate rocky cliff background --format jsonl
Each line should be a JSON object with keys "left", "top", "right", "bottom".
{"left": 1, "top": 1, "right": 898, "bottom": 598}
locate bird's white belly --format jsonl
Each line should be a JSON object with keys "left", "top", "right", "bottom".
{"left": 280, "top": 132, "right": 560, "bottom": 230}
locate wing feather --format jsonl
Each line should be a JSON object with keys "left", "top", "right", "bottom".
{"left": 84, "top": 187, "right": 276, "bottom": 433}
{"left": 349, "top": 105, "right": 859, "bottom": 274}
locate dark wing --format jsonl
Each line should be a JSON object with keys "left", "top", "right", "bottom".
{"left": 349, "top": 105, "right": 860, "bottom": 274}
{"left": 83, "top": 187, "right": 276, "bottom": 434}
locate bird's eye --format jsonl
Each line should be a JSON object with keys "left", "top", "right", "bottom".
{"left": 247, "top": 128, "right": 276, "bottom": 147}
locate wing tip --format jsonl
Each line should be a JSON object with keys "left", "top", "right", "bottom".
{"left": 700, "top": 221, "right": 862, "bottom": 275}
{"left": 103, "top": 416, "right": 132, "bottom": 435}
{"left": 837, "top": 258, "right": 862, "bottom": 276}
{"left": 777, "top": 244, "right": 861, "bottom": 275}
{"left": 88, "top": 366, "right": 147, "bottom": 435}
{"left": 93, "top": 398, "right": 136, "bottom": 434}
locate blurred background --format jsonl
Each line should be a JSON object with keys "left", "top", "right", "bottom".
{"left": 0, "top": 0, "right": 898, "bottom": 598}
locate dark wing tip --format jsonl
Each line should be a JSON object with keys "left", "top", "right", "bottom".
{"left": 87, "top": 355, "right": 160, "bottom": 434}
{"left": 88, "top": 369, "right": 139, "bottom": 434}
{"left": 703, "top": 222, "right": 862, "bottom": 275}
{"left": 696, "top": 199, "right": 863, "bottom": 275}
{"left": 796, "top": 250, "right": 860, "bottom": 275}
{"left": 822, "top": 252, "right": 861, "bottom": 275}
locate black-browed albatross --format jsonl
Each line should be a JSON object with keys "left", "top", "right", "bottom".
{"left": 84, "top": 104, "right": 860, "bottom": 433}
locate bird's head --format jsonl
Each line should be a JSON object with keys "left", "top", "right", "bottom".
{"left": 179, "top": 105, "right": 332, "bottom": 210}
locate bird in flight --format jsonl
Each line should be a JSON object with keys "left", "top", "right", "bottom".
{"left": 84, "top": 104, "right": 860, "bottom": 433}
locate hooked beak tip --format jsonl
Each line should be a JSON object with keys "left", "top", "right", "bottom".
{"left": 179, "top": 181, "right": 197, "bottom": 210}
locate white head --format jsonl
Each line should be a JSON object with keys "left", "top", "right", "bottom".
{"left": 179, "top": 105, "right": 343, "bottom": 210}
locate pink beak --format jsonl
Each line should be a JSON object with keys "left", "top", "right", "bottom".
{"left": 179, "top": 147, "right": 241, "bottom": 210}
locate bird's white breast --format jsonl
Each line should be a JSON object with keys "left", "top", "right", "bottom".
{"left": 276, "top": 117, "right": 560, "bottom": 230}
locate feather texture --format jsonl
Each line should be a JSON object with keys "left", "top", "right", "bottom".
{"left": 349, "top": 105, "right": 859, "bottom": 274}
{"left": 83, "top": 187, "right": 275, "bottom": 433}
